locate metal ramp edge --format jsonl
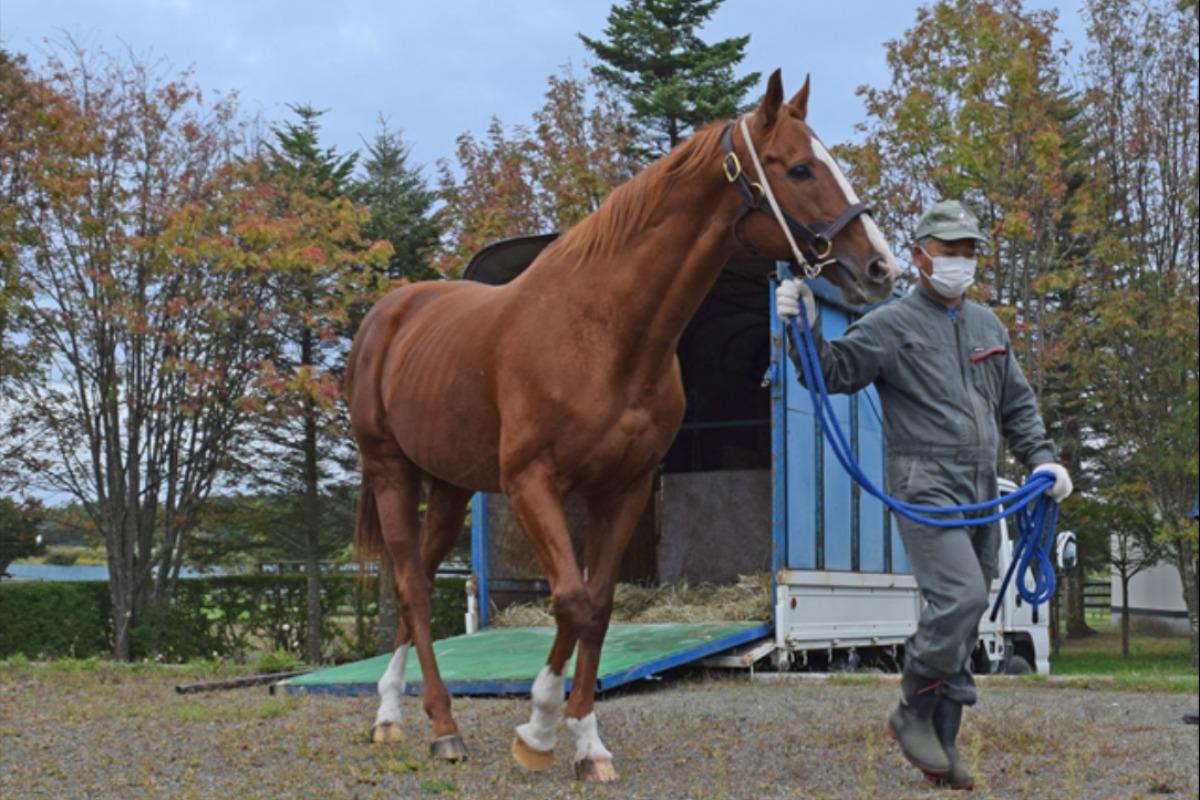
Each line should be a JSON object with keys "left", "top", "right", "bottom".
{"left": 280, "top": 621, "right": 772, "bottom": 697}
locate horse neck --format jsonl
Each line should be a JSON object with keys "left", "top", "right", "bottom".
{"left": 531, "top": 169, "right": 743, "bottom": 380}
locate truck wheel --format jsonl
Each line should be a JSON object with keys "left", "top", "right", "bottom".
{"left": 1004, "top": 654, "right": 1033, "bottom": 675}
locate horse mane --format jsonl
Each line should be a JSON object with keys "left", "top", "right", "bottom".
{"left": 542, "top": 121, "right": 728, "bottom": 264}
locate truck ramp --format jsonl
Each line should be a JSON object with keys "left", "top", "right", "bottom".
{"left": 281, "top": 621, "right": 771, "bottom": 697}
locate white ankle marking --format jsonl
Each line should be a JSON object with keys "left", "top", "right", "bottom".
{"left": 515, "top": 665, "right": 566, "bottom": 752}
{"left": 566, "top": 712, "right": 612, "bottom": 763}
{"left": 374, "top": 644, "right": 409, "bottom": 726}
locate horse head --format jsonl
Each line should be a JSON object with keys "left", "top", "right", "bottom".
{"left": 726, "top": 70, "right": 900, "bottom": 304}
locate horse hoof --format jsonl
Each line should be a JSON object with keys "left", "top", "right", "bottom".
{"left": 511, "top": 735, "right": 554, "bottom": 771}
{"left": 575, "top": 758, "right": 618, "bottom": 783}
{"left": 371, "top": 722, "right": 406, "bottom": 743}
{"left": 430, "top": 734, "right": 468, "bottom": 762}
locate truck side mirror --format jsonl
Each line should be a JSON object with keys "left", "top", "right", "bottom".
{"left": 1056, "top": 531, "right": 1077, "bottom": 571}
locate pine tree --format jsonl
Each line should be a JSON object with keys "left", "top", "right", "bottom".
{"left": 353, "top": 120, "right": 439, "bottom": 282}
{"left": 268, "top": 104, "right": 357, "bottom": 196}
{"left": 249, "top": 104, "right": 388, "bottom": 664}
{"left": 579, "top": 0, "right": 759, "bottom": 155}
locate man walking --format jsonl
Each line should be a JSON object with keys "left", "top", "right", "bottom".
{"left": 776, "top": 199, "right": 1073, "bottom": 789}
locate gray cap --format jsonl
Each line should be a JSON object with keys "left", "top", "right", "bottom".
{"left": 914, "top": 200, "right": 989, "bottom": 244}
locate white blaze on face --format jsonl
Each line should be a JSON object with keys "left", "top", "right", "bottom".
{"left": 809, "top": 136, "right": 900, "bottom": 276}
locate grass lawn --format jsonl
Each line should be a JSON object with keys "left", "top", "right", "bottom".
{"left": 1051, "top": 617, "right": 1198, "bottom": 693}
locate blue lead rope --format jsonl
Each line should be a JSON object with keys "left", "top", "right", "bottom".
{"left": 786, "top": 302, "right": 1060, "bottom": 622}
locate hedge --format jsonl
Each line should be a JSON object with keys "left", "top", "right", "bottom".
{"left": 0, "top": 581, "right": 111, "bottom": 659}
{"left": 0, "top": 574, "right": 467, "bottom": 662}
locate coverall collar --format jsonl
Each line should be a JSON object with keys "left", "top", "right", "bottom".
{"left": 915, "top": 283, "right": 964, "bottom": 315}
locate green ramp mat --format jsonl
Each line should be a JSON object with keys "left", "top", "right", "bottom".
{"left": 284, "top": 621, "right": 771, "bottom": 697}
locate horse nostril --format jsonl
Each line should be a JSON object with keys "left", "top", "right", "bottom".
{"left": 867, "top": 257, "right": 891, "bottom": 284}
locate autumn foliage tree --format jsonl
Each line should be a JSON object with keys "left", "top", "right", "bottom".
{"left": 840, "top": 0, "right": 1195, "bottom": 647}
{"left": 1, "top": 44, "right": 270, "bottom": 658}
{"left": 168, "top": 106, "right": 395, "bottom": 662}
{"left": 1, "top": 47, "right": 391, "bottom": 662}
{"left": 1067, "top": 0, "right": 1199, "bottom": 665}
{"left": 0, "top": 53, "right": 46, "bottom": 388}
{"left": 843, "top": 0, "right": 1082, "bottom": 399}
{"left": 843, "top": 0, "right": 1197, "bottom": 656}
{"left": 217, "top": 107, "right": 391, "bottom": 664}
{"left": 435, "top": 67, "right": 637, "bottom": 276}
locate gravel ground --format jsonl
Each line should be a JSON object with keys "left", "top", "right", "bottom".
{"left": 1, "top": 665, "right": 1197, "bottom": 799}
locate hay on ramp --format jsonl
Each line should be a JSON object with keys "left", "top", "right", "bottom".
{"left": 490, "top": 572, "right": 771, "bottom": 627}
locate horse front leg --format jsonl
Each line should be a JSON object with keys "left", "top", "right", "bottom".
{"left": 504, "top": 462, "right": 589, "bottom": 774}
{"left": 566, "top": 472, "right": 655, "bottom": 783}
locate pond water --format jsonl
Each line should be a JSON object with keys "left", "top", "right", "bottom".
{"left": 3, "top": 564, "right": 222, "bottom": 582}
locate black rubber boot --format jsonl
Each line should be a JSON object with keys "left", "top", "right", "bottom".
{"left": 927, "top": 698, "right": 974, "bottom": 790}
{"left": 887, "top": 671, "right": 951, "bottom": 775}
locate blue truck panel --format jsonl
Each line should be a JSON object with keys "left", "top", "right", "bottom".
{"left": 776, "top": 276, "right": 909, "bottom": 576}
{"left": 858, "top": 386, "right": 888, "bottom": 573}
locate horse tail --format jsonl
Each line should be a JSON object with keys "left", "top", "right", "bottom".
{"left": 355, "top": 475, "right": 384, "bottom": 563}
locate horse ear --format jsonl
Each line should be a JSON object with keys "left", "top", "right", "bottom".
{"left": 757, "top": 68, "right": 784, "bottom": 129}
{"left": 788, "top": 74, "right": 811, "bottom": 121}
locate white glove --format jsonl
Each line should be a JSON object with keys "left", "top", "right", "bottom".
{"left": 776, "top": 279, "right": 817, "bottom": 322}
{"left": 1032, "top": 463, "right": 1073, "bottom": 502}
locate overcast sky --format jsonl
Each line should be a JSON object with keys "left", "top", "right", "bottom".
{"left": 3, "top": 0, "right": 1089, "bottom": 179}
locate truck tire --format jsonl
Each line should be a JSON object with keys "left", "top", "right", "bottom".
{"left": 1004, "top": 654, "right": 1033, "bottom": 675}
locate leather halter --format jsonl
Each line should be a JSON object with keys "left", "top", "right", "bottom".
{"left": 720, "top": 120, "right": 872, "bottom": 266}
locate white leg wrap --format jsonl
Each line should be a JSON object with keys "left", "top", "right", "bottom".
{"left": 515, "top": 665, "right": 566, "bottom": 752}
{"left": 566, "top": 712, "right": 612, "bottom": 763}
{"left": 373, "top": 644, "right": 409, "bottom": 727}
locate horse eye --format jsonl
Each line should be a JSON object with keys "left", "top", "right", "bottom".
{"left": 788, "top": 163, "right": 814, "bottom": 181}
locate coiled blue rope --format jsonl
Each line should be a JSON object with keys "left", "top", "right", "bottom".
{"left": 786, "top": 300, "right": 1060, "bottom": 621}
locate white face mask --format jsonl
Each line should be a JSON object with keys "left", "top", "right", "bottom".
{"left": 920, "top": 247, "right": 976, "bottom": 297}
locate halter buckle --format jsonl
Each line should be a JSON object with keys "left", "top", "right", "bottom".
{"left": 723, "top": 152, "right": 742, "bottom": 183}
{"left": 813, "top": 236, "right": 833, "bottom": 261}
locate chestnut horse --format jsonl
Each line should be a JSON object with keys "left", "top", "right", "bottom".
{"left": 346, "top": 70, "right": 899, "bottom": 782}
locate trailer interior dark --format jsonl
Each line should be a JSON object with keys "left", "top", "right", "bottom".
{"left": 463, "top": 237, "right": 775, "bottom": 603}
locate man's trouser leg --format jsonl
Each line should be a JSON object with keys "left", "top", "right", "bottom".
{"left": 891, "top": 513, "right": 990, "bottom": 777}
{"left": 904, "top": 499, "right": 996, "bottom": 786}
{"left": 897, "top": 515, "right": 991, "bottom": 678}
{"left": 933, "top": 511, "right": 1000, "bottom": 789}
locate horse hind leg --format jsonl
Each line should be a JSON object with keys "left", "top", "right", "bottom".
{"left": 360, "top": 456, "right": 417, "bottom": 745}
{"left": 362, "top": 451, "right": 420, "bottom": 745}
{"left": 385, "top": 478, "right": 473, "bottom": 664}
{"left": 414, "top": 479, "right": 473, "bottom": 761}
{"left": 365, "top": 456, "right": 469, "bottom": 761}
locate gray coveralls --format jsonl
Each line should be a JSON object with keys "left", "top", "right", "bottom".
{"left": 789, "top": 285, "right": 1055, "bottom": 704}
